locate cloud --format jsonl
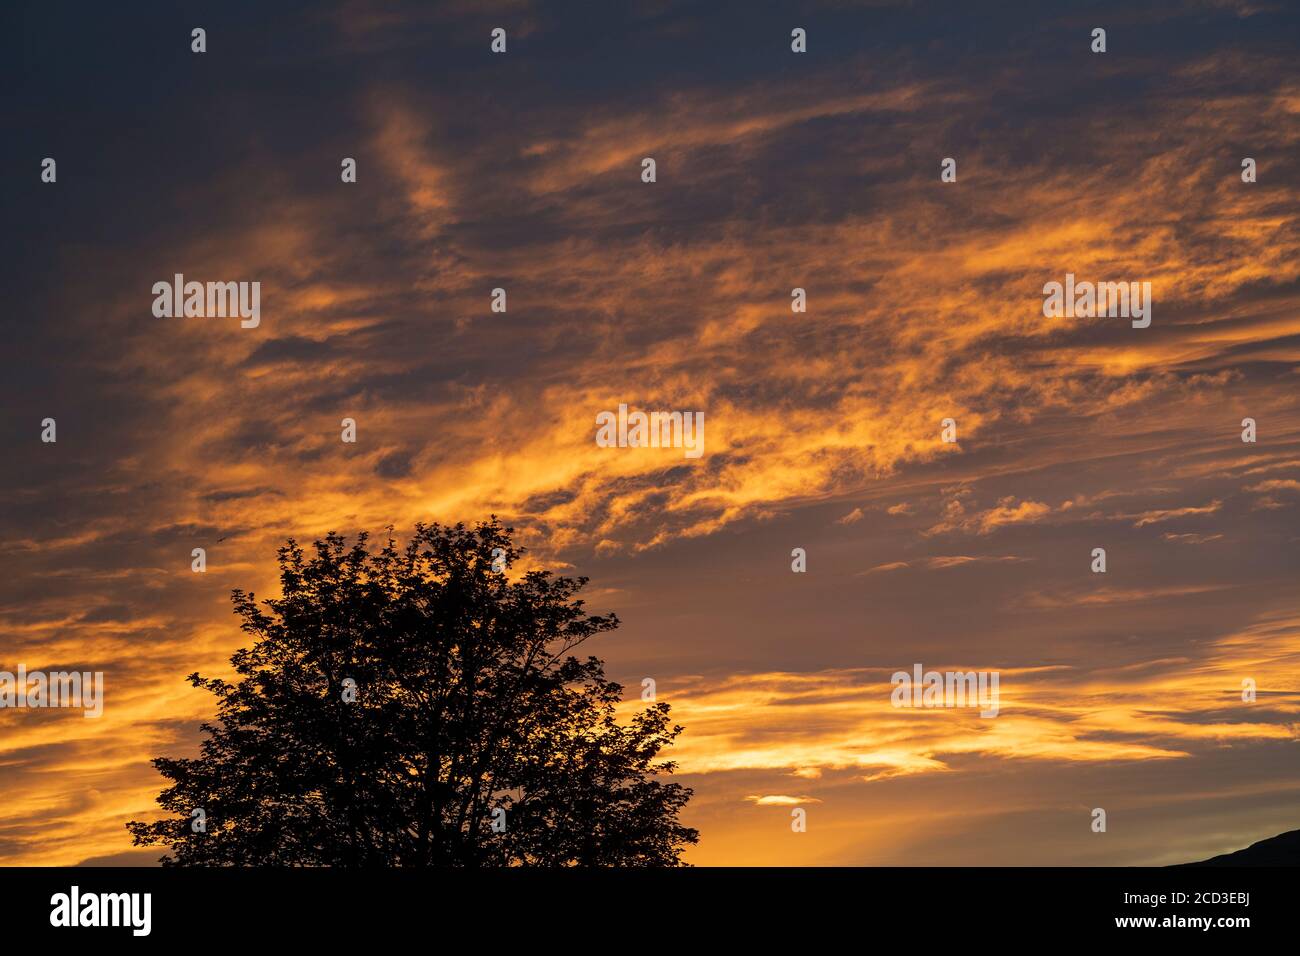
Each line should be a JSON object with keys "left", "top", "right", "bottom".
{"left": 1021, "top": 584, "right": 1232, "bottom": 609}
{"left": 1162, "top": 532, "right": 1225, "bottom": 545}
{"left": 648, "top": 612, "right": 1300, "bottom": 782}
{"left": 861, "top": 555, "right": 1029, "bottom": 574}
{"left": 1252, "top": 496, "right": 1290, "bottom": 511}
{"left": 837, "top": 507, "right": 867, "bottom": 525}
{"left": 926, "top": 555, "right": 1028, "bottom": 569}
{"left": 1123, "top": 501, "right": 1224, "bottom": 528}
{"left": 927, "top": 497, "right": 1052, "bottom": 536}
{"left": 1244, "top": 480, "right": 1300, "bottom": 493}
{"left": 744, "top": 795, "right": 822, "bottom": 806}
{"left": 859, "top": 561, "right": 911, "bottom": 575}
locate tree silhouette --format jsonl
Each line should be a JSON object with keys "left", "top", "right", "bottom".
{"left": 127, "top": 519, "right": 697, "bottom": 866}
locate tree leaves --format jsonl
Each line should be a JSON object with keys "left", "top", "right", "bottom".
{"left": 127, "top": 518, "right": 697, "bottom": 866}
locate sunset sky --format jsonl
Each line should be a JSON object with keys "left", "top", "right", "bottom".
{"left": 3, "top": 0, "right": 1299, "bottom": 866}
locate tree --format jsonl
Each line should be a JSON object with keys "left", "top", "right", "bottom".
{"left": 127, "top": 519, "right": 697, "bottom": 866}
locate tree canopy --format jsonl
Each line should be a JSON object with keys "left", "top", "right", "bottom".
{"left": 128, "top": 519, "right": 697, "bottom": 866}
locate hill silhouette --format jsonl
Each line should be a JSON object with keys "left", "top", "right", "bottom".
{"left": 1178, "top": 829, "right": 1300, "bottom": 866}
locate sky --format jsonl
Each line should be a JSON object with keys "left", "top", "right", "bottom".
{"left": 1, "top": 0, "right": 1298, "bottom": 866}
